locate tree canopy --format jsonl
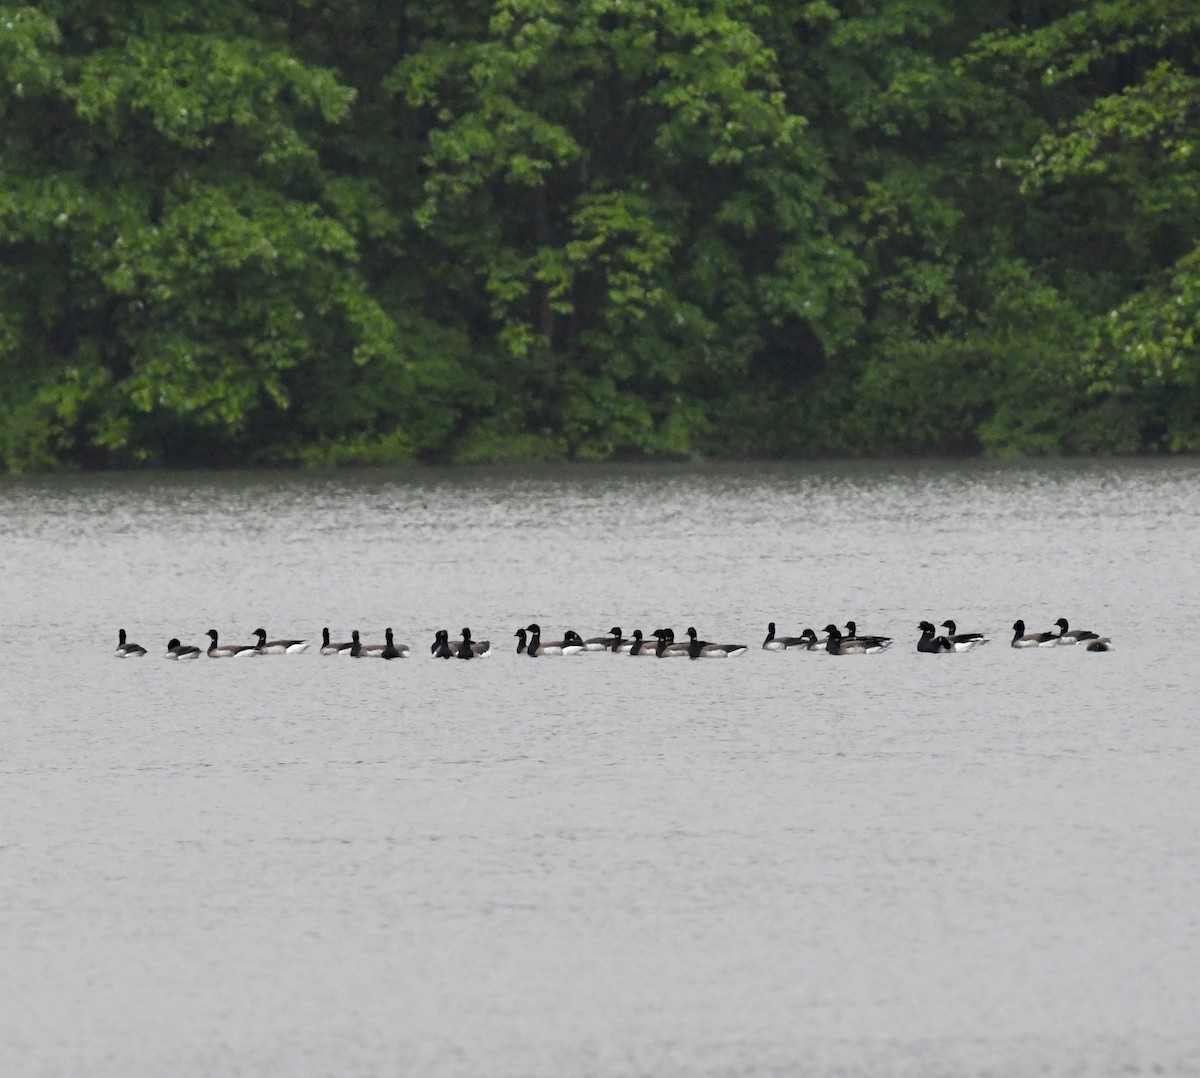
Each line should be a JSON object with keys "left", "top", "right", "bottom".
{"left": 1, "top": 0, "right": 1197, "bottom": 469}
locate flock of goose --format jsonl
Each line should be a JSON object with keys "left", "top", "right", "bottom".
{"left": 113, "top": 617, "right": 1113, "bottom": 659}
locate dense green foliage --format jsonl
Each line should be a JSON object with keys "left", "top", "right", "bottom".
{"left": 1, "top": 0, "right": 1197, "bottom": 469}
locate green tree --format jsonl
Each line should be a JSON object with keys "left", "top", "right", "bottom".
{"left": 0, "top": 1, "right": 403, "bottom": 469}
{"left": 388, "top": 0, "right": 860, "bottom": 460}
{"left": 971, "top": 0, "right": 1200, "bottom": 450}
{"left": 4, "top": 0, "right": 1200, "bottom": 469}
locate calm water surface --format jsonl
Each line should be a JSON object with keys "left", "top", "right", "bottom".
{"left": 2, "top": 460, "right": 1198, "bottom": 1077}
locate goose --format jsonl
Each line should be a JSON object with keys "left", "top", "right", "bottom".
{"left": 843, "top": 621, "right": 893, "bottom": 649}
{"left": 165, "top": 637, "right": 201, "bottom": 659}
{"left": 1054, "top": 617, "right": 1100, "bottom": 645}
{"left": 513, "top": 627, "right": 528, "bottom": 654}
{"left": 114, "top": 629, "right": 147, "bottom": 657}
{"left": 525, "top": 623, "right": 558, "bottom": 656}
{"left": 685, "top": 626, "right": 710, "bottom": 659}
{"left": 321, "top": 627, "right": 353, "bottom": 655}
{"left": 380, "top": 628, "right": 411, "bottom": 659}
{"left": 797, "top": 628, "right": 827, "bottom": 652}
{"left": 432, "top": 630, "right": 455, "bottom": 658}
{"left": 563, "top": 630, "right": 587, "bottom": 654}
{"left": 823, "top": 624, "right": 888, "bottom": 655}
{"left": 525, "top": 624, "right": 585, "bottom": 656}
{"left": 940, "top": 620, "right": 990, "bottom": 648}
{"left": 348, "top": 629, "right": 386, "bottom": 658}
{"left": 762, "top": 622, "right": 809, "bottom": 650}
{"left": 1086, "top": 637, "right": 1115, "bottom": 652}
{"left": 653, "top": 628, "right": 690, "bottom": 657}
{"left": 439, "top": 629, "right": 489, "bottom": 657}
{"left": 917, "top": 621, "right": 953, "bottom": 653}
{"left": 626, "top": 629, "right": 658, "bottom": 656}
{"left": 206, "top": 629, "right": 259, "bottom": 658}
{"left": 1011, "top": 620, "right": 1058, "bottom": 648}
{"left": 581, "top": 628, "right": 620, "bottom": 651}
{"left": 685, "top": 626, "right": 748, "bottom": 657}
{"left": 605, "top": 627, "right": 631, "bottom": 652}
{"left": 452, "top": 627, "right": 487, "bottom": 659}
{"left": 252, "top": 628, "right": 310, "bottom": 655}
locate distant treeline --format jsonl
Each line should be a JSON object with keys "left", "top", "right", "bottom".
{"left": 2, "top": 0, "right": 1198, "bottom": 470}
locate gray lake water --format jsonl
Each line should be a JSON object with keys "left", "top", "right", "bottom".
{"left": 2, "top": 459, "right": 1198, "bottom": 1077}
